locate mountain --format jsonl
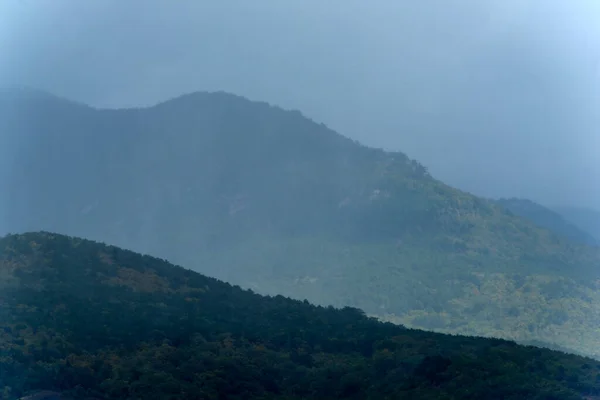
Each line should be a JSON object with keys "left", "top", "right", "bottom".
{"left": 2, "top": 89, "right": 600, "bottom": 359}
{"left": 2, "top": 232, "right": 600, "bottom": 399}
{"left": 554, "top": 206, "right": 600, "bottom": 244}
{"left": 495, "top": 198, "right": 598, "bottom": 246}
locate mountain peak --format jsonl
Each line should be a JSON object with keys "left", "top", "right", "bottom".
{"left": 150, "top": 90, "right": 323, "bottom": 131}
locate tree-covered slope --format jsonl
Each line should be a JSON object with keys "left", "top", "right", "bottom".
{"left": 2, "top": 89, "right": 600, "bottom": 358}
{"left": 2, "top": 232, "right": 600, "bottom": 400}
{"left": 495, "top": 198, "right": 597, "bottom": 246}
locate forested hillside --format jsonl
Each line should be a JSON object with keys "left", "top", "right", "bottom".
{"left": 2, "top": 89, "right": 600, "bottom": 358}
{"left": 2, "top": 232, "right": 600, "bottom": 400}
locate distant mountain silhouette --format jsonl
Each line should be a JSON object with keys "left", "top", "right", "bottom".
{"left": 496, "top": 198, "right": 597, "bottom": 246}
{"left": 554, "top": 206, "right": 600, "bottom": 243}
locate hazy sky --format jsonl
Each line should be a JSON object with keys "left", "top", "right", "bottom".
{"left": 1, "top": 0, "right": 600, "bottom": 208}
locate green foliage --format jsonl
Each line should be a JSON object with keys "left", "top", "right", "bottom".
{"left": 1, "top": 232, "right": 600, "bottom": 399}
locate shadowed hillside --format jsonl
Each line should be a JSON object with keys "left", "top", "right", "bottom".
{"left": 2, "top": 232, "right": 600, "bottom": 399}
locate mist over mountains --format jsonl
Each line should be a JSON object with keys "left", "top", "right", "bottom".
{"left": 2, "top": 88, "right": 600, "bottom": 360}
{"left": 3, "top": 1, "right": 600, "bottom": 210}
{"left": 2, "top": 2, "right": 600, "bottom": 397}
